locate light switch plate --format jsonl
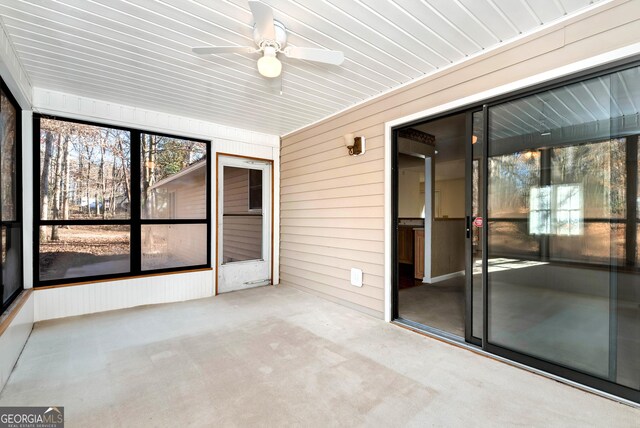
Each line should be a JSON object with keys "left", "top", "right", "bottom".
{"left": 350, "top": 268, "right": 363, "bottom": 287}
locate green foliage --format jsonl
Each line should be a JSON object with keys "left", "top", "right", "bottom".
{"left": 156, "top": 139, "right": 190, "bottom": 180}
{"left": 149, "top": 137, "right": 206, "bottom": 182}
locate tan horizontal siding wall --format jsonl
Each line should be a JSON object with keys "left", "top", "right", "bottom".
{"left": 169, "top": 172, "right": 206, "bottom": 264}
{"left": 146, "top": 171, "right": 207, "bottom": 267}
{"left": 174, "top": 175, "right": 206, "bottom": 219}
{"left": 141, "top": 224, "right": 206, "bottom": 268}
{"left": 280, "top": 0, "right": 640, "bottom": 318}
{"left": 169, "top": 224, "right": 207, "bottom": 266}
{"left": 223, "top": 216, "right": 262, "bottom": 262}
{"left": 224, "top": 167, "right": 250, "bottom": 214}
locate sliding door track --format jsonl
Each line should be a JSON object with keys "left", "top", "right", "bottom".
{"left": 391, "top": 318, "right": 639, "bottom": 409}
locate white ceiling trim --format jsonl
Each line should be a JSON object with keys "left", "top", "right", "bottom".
{"left": 32, "top": 87, "right": 280, "bottom": 147}
{"left": 0, "top": 15, "right": 31, "bottom": 108}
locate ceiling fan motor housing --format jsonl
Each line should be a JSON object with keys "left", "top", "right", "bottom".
{"left": 254, "top": 20, "right": 287, "bottom": 51}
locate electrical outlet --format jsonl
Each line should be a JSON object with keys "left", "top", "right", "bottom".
{"left": 350, "top": 268, "right": 363, "bottom": 287}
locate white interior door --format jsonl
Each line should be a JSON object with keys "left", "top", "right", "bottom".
{"left": 217, "top": 155, "right": 272, "bottom": 293}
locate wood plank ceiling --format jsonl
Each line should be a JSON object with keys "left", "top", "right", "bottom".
{"left": 0, "top": 0, "right": 603, "bottom": 136}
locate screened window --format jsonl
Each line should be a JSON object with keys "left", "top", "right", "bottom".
{"left": 1, "top": 78, "right": 22, "bottom": 313}
{"left": 37, "top": 119, "right": 132, "bottom": 282}
{"left": 140, "top": 133, "right": 208, "bottom": 271}
{"left": 35, "top": 116, "right": 210, "bottom": 285}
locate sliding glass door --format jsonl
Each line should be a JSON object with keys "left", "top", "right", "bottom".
{"left": 484, "top": 63, "right": 640, "bottom": 401}
{"left": 392, "top": 61, "right": 640, "bottom": 402}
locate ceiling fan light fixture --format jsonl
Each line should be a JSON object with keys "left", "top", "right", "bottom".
{"left": 192, "top": 1, "right": 344, "bottom": 84}
{"left": 257, "top": 46, "right": 281, "bottom": 78}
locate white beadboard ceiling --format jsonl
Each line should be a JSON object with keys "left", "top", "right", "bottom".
{"left": 0, "top": 0, "right": 604, "bottom": 136}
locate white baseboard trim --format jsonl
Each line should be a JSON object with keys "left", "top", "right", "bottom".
{"left": 423, "top": 270, "right": 465, "bottom": 284}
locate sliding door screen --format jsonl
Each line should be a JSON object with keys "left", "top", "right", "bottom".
{"left": 486, "top": 64, "right": 640, "bottom": 397}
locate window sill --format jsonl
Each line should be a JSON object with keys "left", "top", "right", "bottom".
{"left": 0, "top": 289, "right": 32, "bottom": 337}
{"left": 35, "top": 267, "right": 213, "bottom": 290}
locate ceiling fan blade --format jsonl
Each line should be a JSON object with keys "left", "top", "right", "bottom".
{"left": 192, "top": 46, "right": 255, "bottom": 55}
{"left": 249, "top": 1, "right": 276, "bottom": 40}
{"left": 283, "top": 46, "right": 344, "bottom": 65}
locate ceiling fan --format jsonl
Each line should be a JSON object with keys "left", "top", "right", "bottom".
{"left": 191, "top": 1, "right": 344, "bottom": 79}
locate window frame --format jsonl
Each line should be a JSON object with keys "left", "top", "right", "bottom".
{"left": 0, "top": 76, "right": 23, "bottom": 313}
{"left": 33, "top": 114, "right": 211, "bottom": 287}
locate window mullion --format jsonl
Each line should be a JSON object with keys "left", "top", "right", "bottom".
{"left": 626, "top": 135, "right": 638, "bottom": 266}
{"left": 130, "top": 130, "right": 141, "bottom": 275}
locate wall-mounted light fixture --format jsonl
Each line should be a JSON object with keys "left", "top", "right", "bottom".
{"left": 344, "top": 133, "right": 366, "bottom": 156}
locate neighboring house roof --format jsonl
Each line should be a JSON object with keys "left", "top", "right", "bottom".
{"left": 150, "top": 158, "right": 206, "bottom": 190}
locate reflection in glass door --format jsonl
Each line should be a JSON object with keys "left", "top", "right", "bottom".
{"left": 467, "top": 110, "right": 484, "bottom": 343}
{"left": 485, "top": 64, "right": 640, "bottom": 402}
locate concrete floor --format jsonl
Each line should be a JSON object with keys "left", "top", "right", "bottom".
{"left": 1, "top": 286, "right": 638, "bottom": 427}
{"left": 398, "top": 276, "right": 465, "bottom": 337}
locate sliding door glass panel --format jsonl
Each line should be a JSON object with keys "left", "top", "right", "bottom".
{"left": 612, "top": 66, "right": 640, "bottom": 391}
{"left": 471, "top": 111, "right": 484, "bottom": 340}
{"left": 487, "top": 64, "right": 640, "bottom": 392}
{"left": 487, "top": 75, "right": 610, "bottom": 375}
{"left": 222, "top": 166, "right": 263, "bottom": 263}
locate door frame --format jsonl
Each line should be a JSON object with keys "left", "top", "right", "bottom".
{"left": 215, "top": 152, "right": 274, "bottom": 295}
